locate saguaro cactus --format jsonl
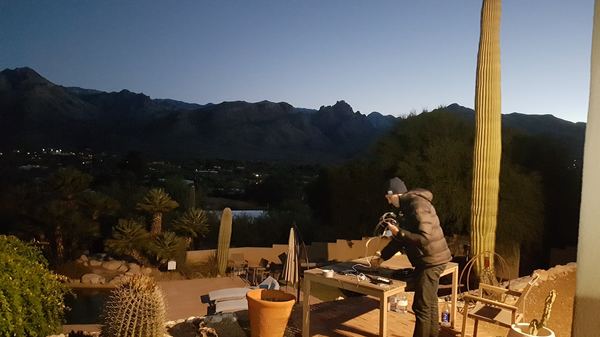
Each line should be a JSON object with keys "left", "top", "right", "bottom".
{"left": 470, "top": 0, "right": 502, "bottom": 278}
{"left": 101, "top": 274, "right": 167, "bottom": 337}
{"left": 216, "top": 207, "right": 233, "bottom": 276}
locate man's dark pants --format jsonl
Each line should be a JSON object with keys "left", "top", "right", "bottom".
{"left": 411, "top": 263, "right": 446, "bottom": 337}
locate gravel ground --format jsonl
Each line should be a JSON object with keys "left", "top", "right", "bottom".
{"left": 523, "top": 267, "right": 575, "bottom": 337}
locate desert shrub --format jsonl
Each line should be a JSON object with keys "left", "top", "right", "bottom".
{"left": 0, "top": 235, "right": 69, "bottom": 337}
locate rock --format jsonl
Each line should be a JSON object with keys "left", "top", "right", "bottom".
{"left": 79, "top": 254, "right": 89, "bottom": 262}
{"left": 109, "top": 276, "right": 124, "bottom": 285}
{"left": 128, "top": 263, "right": 141, "bottom": 272}
{"left": 81, "top": 273, "right": 106, "bottom": 285}
{"left": 533, "top": 269, "right": 549, "bottom": 282}
{"left": 142, "top": 267, "right": 153, "bottom": 275}
{"left": 89, "top": 259, "right": 102, "bottom": 267}
{"left": 102, "top": 260, "right": 123, "bottom": 271}
{"left": 117, "top": 264, "right": 129, "bottom": 272}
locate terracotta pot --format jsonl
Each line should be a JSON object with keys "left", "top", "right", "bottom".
{"left": 247, "top": 289, "right": 296, "bottom": 337}
{"left": 508, "top": 323, "right": 556, "bottom": 337}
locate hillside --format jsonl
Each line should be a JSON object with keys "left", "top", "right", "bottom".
{"left": 0, "top": 67, "right": 585, "bottom": 163}
{"left": 0, "top": 67, "right": 395, "bottom": 163}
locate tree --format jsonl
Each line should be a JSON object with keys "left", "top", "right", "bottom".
{"left": 307, "top": 108, "right": 545, "bottom": 273}
{"left": 375, "top": 110, "right": 474, "bottom": 234}
{"left": 105, "top": 218, "right": 150, "bottom": 264}
{"left": 470, "top": 0, "right": 503, "bottom": 277}
{"left": 136, "top": 188, "right": 179, "bottom": 235}
{"left": 172, "top": 207, "right": 210, "bottom": 248}
{"left": 43, "top": 167, "right": 93, "bottom": 261}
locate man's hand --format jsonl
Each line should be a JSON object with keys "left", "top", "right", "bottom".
{"left": 385, "top": 221, "right": 400, "bottom": 236}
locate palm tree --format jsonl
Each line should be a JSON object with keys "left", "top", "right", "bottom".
{"left": 136, "top": 188, "right": 179, "bottom": 235}
{"left": 172, "top": 207, "right": 210, "bottom": 248}
{"left": 105, "top": 218, "right": 150, "bottom": 264}
{"left": 470, "top": 0, "right": 502, "bottom": 278}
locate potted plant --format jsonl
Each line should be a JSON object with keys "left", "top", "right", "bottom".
{"left": 508, "top": 290, "right": 556, "bottom": 337}
{"left": 246, "top": 289, "right": 296, "bottom": 337}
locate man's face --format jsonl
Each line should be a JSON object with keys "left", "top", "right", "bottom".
{"left": 385, "top": 193, "right": 401, "bottom": 208}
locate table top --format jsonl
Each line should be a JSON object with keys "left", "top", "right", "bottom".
{"left": 304, "top": 259, "right": 408, "bottom": 297}
{"left": 304, "top": 255, "right": 458, "bottom": 297}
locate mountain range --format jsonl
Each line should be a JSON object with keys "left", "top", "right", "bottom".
{"left": 0, "top": 67, "right": 586, "bottom": 163}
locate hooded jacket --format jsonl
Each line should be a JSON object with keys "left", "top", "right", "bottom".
{"left": 380, "top": 188, "right": 452, "bottom": 267}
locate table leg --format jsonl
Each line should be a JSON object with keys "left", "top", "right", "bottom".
{"left": 302, "top": 277, "right": 311, "bottom": 337}
{"left": 451, "top": 265, "right": 458, "bottom": 329}
{"left": 379, "top": 294, "right": 388, "bottom": 337}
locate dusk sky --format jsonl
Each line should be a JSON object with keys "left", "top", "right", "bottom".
{"left": 1, "top": 1, "right": 594, "bottom": 122}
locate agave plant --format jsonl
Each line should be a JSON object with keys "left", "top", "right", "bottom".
{"left": 106, "top": 218, "right": 150, "bottom": 264}
{"left": 150, "top": 231, "right": 186, "bottom": 264}
{"left": 172, "top": 207, "right": 209, "bottom": 248}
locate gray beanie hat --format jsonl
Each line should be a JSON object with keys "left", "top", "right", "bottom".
{"left": 387, "top": 177, "right": 408, "bottom": 195}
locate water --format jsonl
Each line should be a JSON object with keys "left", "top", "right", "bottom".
{"left": 64, "top": 288, "right": 111, "bottom": 324}
{"left": 441, "top": 297, "right": 451, "bottom": 327}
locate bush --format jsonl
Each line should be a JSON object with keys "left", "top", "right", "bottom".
{"left": 0, "top": 235, "right": 69, "bottom": 337}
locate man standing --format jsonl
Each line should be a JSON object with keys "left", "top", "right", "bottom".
{"left": 376, "top": 177, "right": 452, "bottom": 337}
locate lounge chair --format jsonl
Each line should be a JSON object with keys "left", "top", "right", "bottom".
{"left": 215, "top": 298, "right": 248, "bottom": 313}
{"left": 209, "top": 287, "right": 252, "bottom": 302}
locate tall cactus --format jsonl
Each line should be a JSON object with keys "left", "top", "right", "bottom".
{"left": 101, "top": 275, "right": 166, "bottom": 337}
{"left": 470, "top": 0, "right": 502, "bottom": 278}
{"left": 216, "top": 207, "right": 233, "bottom": 276}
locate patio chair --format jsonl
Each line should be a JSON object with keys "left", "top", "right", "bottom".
{"left": 248, "top": 259, "right": 269, "bottom": 285}
{"left": 215, "top": 298, "right": 248, "bottom": 313}
{"left": 228, "top": 253, "right": 248, "bottom": 277}
{"left": 208, "top": 287, "right": 253, "bottom": 314}
{"left": 461, "top": 273, "right": 540, "bottom": 337}
{"left": 209, "top": 287, "right": 252, "bottom": 302}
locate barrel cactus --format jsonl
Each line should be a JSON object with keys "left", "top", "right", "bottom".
{"left": 216, "top": 207, "right": 233, "bottom": 276}
{"left": 101, "top": 274, "right": 166, "bottom": 337}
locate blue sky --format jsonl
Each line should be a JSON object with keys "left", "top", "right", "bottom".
{"left": 0, "top": 0, "right": 594, "bottom": 122}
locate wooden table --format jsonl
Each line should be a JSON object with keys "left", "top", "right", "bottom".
{"left": 302, "top": 258, "right": 458, "bottom": 337}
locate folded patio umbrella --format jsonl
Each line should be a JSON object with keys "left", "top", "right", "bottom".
{"left": 282, "top": 227, "right": 299, "bottom": 295}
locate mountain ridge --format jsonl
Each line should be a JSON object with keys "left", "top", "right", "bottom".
{"left": 0, "top": 67, "right": 585, "bottom": 163}
{"left": 0, "top": 67, "right": 397, "bottom": 163}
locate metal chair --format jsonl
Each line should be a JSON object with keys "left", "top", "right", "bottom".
{"left": 228, "top": 253, "right": 248, "bottom": 278}
{"left": 461, "top": 273, "right": 540, "bottom": 337}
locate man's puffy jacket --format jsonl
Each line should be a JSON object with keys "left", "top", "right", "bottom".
{"left": 380, "top": 188, "right": 452, "bottom": 267}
